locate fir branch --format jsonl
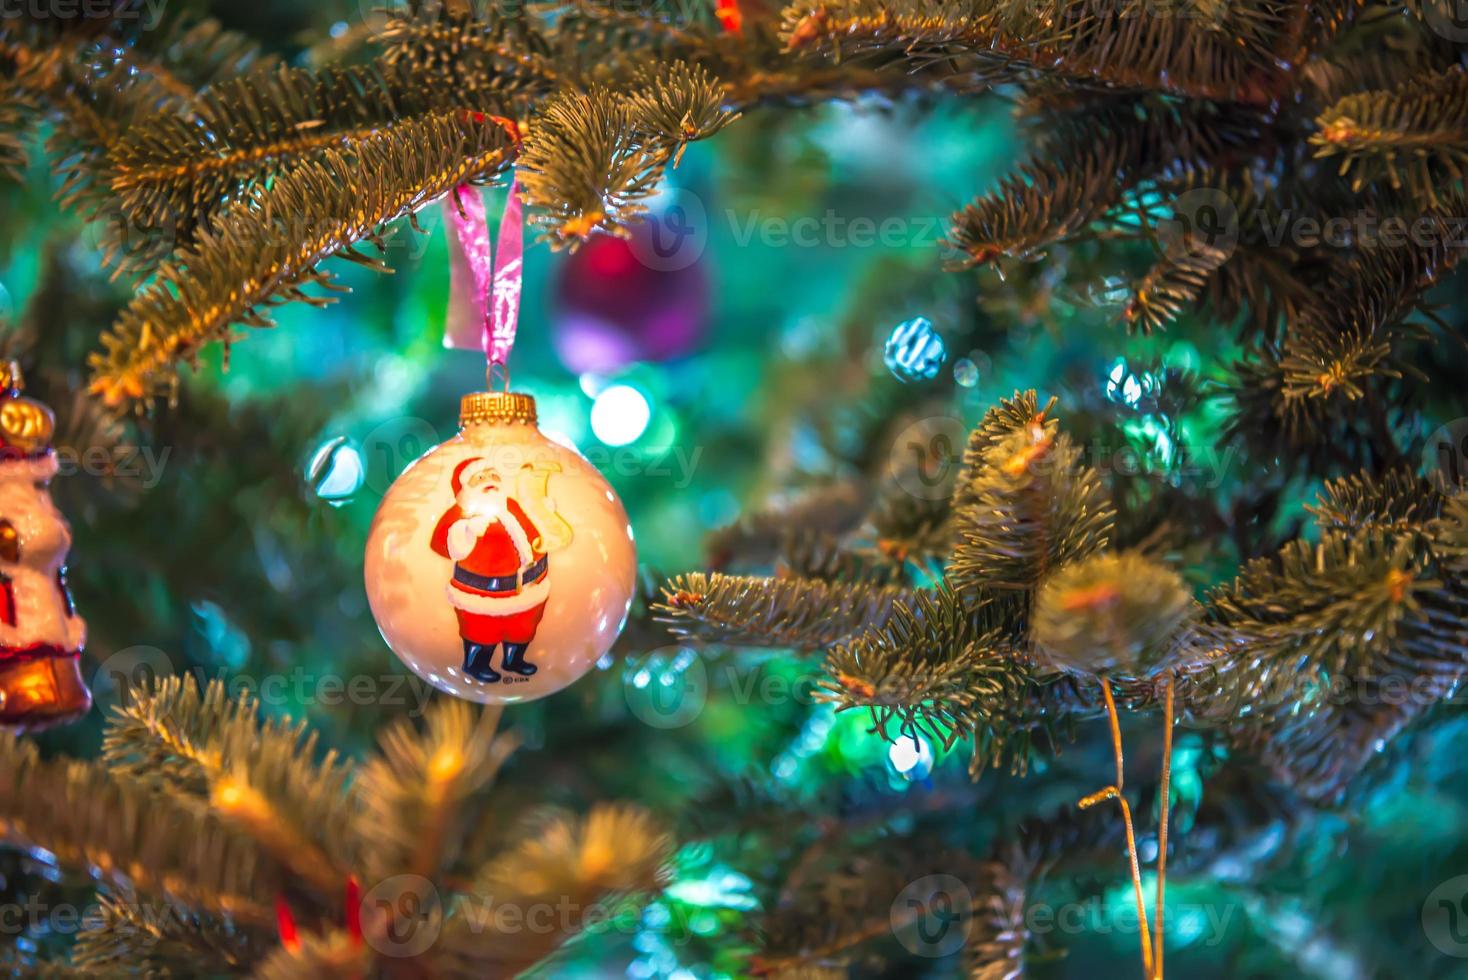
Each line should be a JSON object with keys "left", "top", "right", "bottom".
{"left": 1203, "top": 527, "right": 1468, "bottom": 768}
{"left": 1312, "top": 66, "right": 1468, "bottom": 207}
{"left": 101, "top": 63, "right": 440, "bottom": 259}
{"left": 819, "top": 584, "right": 1036, "bottom": 755}
{"left": 208, "top": 782, "right": 345, "bottom": 903}
{"left": 705, "top": 481, "right": 871, "bottom": 570}
{"left": 963, "top": 858, "right": 1028, "bottom": 980}
{"left": 948, "top": 126, "right": 1131, "bottom": 267}
{"left": 1308, "top": 467, "right": 1443, "bottom": 538}
{"left": 44, "top": 57, "right": 179, "bottom": 264}
{"left": 1323, "top": 200, "right": 1468, "bottom": 335}
{"left": 1160, "top": 170, "right": 1320, "bottom": 338}
{"left": 625, "top": 59, "right": 739, "bottom": 161}
{"left": 1236, "top": 683, "right": 1430, "bottom": 803}
{"left": 781, "top": 0, "right": 1292, "bottom": 104}
{"left": 949, "top": 390, "right": 1046, "bottom": 521}
{"left": 1302, "top": 45, "right": 1427, "bottom": 107}
{"left": 105, "top": 677, "right": 358, "bottom": 899}
{"left": 1221, "top": 345, "right": 1348, "bottom": 472}
{"left": 948, "top": 414, "right": 1114, "bottom": 595}
{"left": 518, "top": 85, "right": 662, "bottom": 245}
{"left": 656, "top": 571, "right": 913, "bottom": 648}
{"left": 518, "top": 63, "right": 735, "bottom": 246}
{"left": 431, "top": 804, "right": 670, "bottom": 978}
{"left": 34, "top": 18, "right": 273, "bottom": 267}
{"left": 777, "top": 529, "right": 912, "bottom": 587}
{"left": 123, "top": 15, "right": 271, "bottom": 92}
{"left": 545, "top": 0, "right": 724, "bottom": 87}
{"left": 947, "top": 98, "right": 1251, "bottom": 266}
{"left": 70, "top": 890, "right": 262, "bottom": 977}
{"left": 866, "top": 488, "right": 954, "bottom": 575}
{"left": 102, "top": 674, "right": 262, "bottom": 791}
{"left": 1431, "top": 492, "right": 1468, "bottom": 590}
{"left": 756, "top": 845, "right": 1008, "bottom": 976}
{"left": 0, "top": 71, "right": 36, "bottom": 180}
{"left": 0, "top": 733, "right": 279, "bottom": 926}
{"left": 379, "top": 1, "right": 558, "bottom": 104}
{"left": 1221, "top": 201, "right": 1466, "bottom": 467}
{"left": 1122, "top": 240, "right": 1231, "bottom": 334}
{"left": 1278, "top": 320, "right": 1399, "bottom": 404}
{"left": 87, "top": 112, "right": 514, "bottom": 408}
{"left": 354, "top": 700, "right": 516, "bottom": 884}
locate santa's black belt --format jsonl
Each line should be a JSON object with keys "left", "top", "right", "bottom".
{"left": 453, "top": 556, "right": 548, "bottom": 594}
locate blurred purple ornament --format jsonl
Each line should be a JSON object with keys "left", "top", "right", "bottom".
{"left": 550, "top": 227, "right": 710, "bottom": 374}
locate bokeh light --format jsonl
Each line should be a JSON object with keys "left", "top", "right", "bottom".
{"left": 306, "top": 436, "right": 364, "bottom": 505}
{"left": 591, "top": 384, "right": 652, "bottom": 446}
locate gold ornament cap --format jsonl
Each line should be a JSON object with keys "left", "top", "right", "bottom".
{"left": 0, "top": 361, "right": 55, "bottom": 455}
{"left": 460, "top": 390, "right": 537, "bottom": 427}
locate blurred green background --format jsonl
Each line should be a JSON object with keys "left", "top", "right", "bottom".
{"left": 4, "top": 2, "right": 1468, "bottom": 977}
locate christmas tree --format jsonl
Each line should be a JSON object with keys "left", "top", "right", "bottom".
{"left": 3, "top": 0, "right": 1468, "bottom": 976}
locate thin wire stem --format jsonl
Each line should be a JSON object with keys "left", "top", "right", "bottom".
{"left": 1153, "top": 675, "right": 1175, "bottom": 980}
{"left": 1116, "top": 793, "right": 1153, "bottom": 979}
{"left": 1079, "top": 677, "right": 1154, "bottom": 979}
{"left": 1104, "top": 676, "right": 1126, "bottom": 791}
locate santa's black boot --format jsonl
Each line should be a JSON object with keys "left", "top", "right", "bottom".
{"left": 463, "top": 641, "right": 502, "bottom": 682}
{"left": 501, "top": 643, "right": 538, "bottom": 676}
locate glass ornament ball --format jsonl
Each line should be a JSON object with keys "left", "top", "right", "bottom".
{"left": 364, "top": 391, "right": 637, "bottom": 703}
{"left": 550, "top": 227, "right": 710, "bottom": 375}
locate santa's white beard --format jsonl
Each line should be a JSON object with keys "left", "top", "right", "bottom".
{"left": 458, "top": 485, "right": 509, "bottom": 518}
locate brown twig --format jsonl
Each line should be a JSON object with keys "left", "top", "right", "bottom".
{"left": 1078, "top": 677, "right": 1154, "bottom": 978}
{"left": 1153, "top": 675, "right": 1175, "bottom": 980}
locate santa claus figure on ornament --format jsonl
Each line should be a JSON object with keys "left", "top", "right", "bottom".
{"left": 0, "top": 361, "right": 89, "bottom": 730}
{"left": 430, "top": 456, "right": 550, "bottom": 683}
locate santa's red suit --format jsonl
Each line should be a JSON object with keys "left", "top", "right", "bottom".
{"left": 430, "top": 458, "right": 549, "bottom": 647}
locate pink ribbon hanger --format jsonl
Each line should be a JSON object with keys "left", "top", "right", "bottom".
{"left": 444, "top": 180, "right": 524, "bottom": 378}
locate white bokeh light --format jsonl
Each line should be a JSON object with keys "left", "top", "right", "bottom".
{"left": 888, "top": 734, "right": 933, "bottom": 777}
{"left": 590, "top": 384, "right": 651, "bottom": 446}
{"left": 308, "top": 438, "right": 363, "bottom": 505}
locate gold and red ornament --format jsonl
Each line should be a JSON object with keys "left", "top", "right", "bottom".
{"left": 0, "top": 362, "right": 90, "bottom": 730}
{"left": 364, "top": 181, "right": 637, "bottom": 703}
